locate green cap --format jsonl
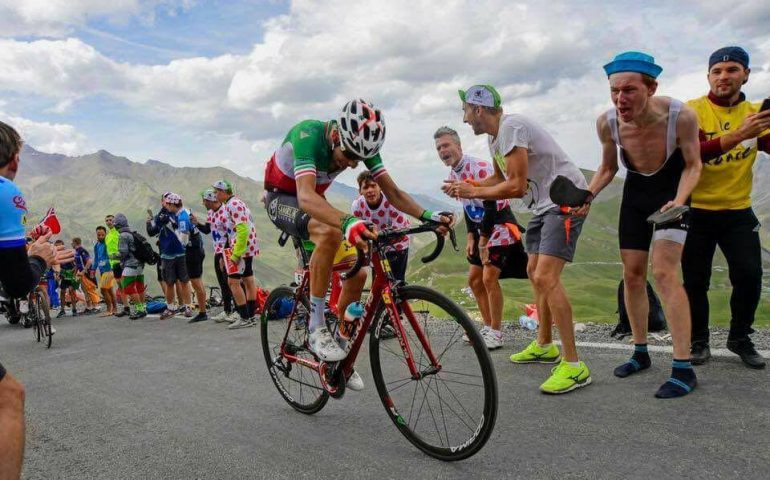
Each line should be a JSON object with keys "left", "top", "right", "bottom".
{"left": 212, "top": 180, "right": 234, "bottom": 194}
{"left": 458, "top": 85, "right": 502, "bottom": 108}
{"left": 201, "top": 189, "right": 217, "bottom": 201}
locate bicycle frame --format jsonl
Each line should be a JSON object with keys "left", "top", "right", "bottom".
{"left": 278, "top": 243, "right": 442, "bottom": 395}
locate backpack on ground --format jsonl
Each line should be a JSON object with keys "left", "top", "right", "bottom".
{"left": 612, "top": 279, "right": 667, "bottom": 337}
{"left": 146, "top": 300, "right": 166, "bottom": 314}
{"left": 131, "top": 231, "right": 161, "bottom": 265}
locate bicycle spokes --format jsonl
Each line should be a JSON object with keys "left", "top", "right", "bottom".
{"left": 370, "top": 286, "right": 496, "bottom": 460}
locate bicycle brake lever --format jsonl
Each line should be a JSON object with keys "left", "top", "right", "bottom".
{"left": 448, "top": 227, "right": 459, "bottom": 252}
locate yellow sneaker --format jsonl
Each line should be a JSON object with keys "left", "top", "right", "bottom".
{"left": 539, "top": 360, "right": 592, "bottom": 394}
{"left": 509, "top": 340, "right": 560, "bottom": 364}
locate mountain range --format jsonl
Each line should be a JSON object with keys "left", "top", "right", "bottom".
{"left": 14, "top": 146, "right": 770, "bottom": 323}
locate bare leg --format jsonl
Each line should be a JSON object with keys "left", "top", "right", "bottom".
{"left": 482, "top": 265, "right": 503, "bottom": 331}
{"left": 468, "top": 265, "right": 491, "bottom": 328}
{"left": 242, "top": 276, "right": 256, "bottom": 302}
{"left": 190, "top": 278, "right": 206, "bottom": 313}
{"left": 651, "top": 240, "right": 691, "bottom": 360}
{"left": 164, "top": 280, "right": 176, "bottom": 306}
{"left": 101, "top": 288, "right": 115, "bottom": 315}
{"left": 531, "top": 255, "right": 577, "bottom": 362}
{"left": 528, "top": 254, "right": 553, "bottom": 345}
{"left": 621, "top": 249, "right": 650, "bottom": 345}
{"left": 0, "top": 373, "right": 25, "bottom": 480}
{"left": 308, "top": 220, "right": 341, "bottom": 300}
{"left": 177, "top": 281, "right": 191, "bottom": 307}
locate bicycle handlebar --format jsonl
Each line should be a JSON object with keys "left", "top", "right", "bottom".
{"left": 340, "top": 220, "right": 458, "bottom": 280}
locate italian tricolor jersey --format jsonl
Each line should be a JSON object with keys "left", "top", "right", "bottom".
{"left": 264, "top": 119, "right": 387, "bottom": 195}
{"left": 687, "top": 95, "right": 770, "bottom": 210}
{"left": 351, "top": 194, "right": 410, "bottom": 253}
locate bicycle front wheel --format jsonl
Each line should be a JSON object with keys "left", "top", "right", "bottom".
{"left": 369, "top": 285, "right": 497, "bottom": 461}
{"left": 261, "top": 286, "right": 329, "bottom": 415}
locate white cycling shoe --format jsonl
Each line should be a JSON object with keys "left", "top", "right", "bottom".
{"left": 347, "top": 370, "right": 364, "bottom": 391}
{"left": 308, "top": 327, "right": 347, "bottom": 362}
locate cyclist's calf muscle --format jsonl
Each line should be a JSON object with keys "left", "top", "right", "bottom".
{"left": 0, "top": 371, "right": 25, "bottom": 480}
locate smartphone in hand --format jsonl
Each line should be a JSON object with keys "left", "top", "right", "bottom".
{"left": 760, "top": 98, "right": 770, "bottom": 112}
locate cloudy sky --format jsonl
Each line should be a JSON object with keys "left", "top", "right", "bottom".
{"left": 1, "top": 0, "right": 769, "bottom": 194}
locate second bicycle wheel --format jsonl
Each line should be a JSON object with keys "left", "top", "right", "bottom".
{"left": 260, "top": 286, "right": 329, "bottom": 415}
{"left": 35, "top": 290, "right": 52, "bottom": 348}
{"left": 369, "top": 285, "right": 497, "bottom": 461}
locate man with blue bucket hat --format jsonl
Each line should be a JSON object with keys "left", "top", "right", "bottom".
{"left": 580, "top": 51, "right": 703, "bottom": 398}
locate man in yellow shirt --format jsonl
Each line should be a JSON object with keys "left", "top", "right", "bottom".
{"left": 683, "top": 46, "right": 770, "bottom": 369}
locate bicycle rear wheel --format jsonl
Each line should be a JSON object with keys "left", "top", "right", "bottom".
{"left": 261, "top": 286, "right": 329, "bottom": 414}
{"left": 35, "top": 290, "right": 52, "bottom": 348}
{"left": 369, "top": 285, "right": 497, "bottom": 461}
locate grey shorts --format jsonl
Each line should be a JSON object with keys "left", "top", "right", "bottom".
{"left": 162, "top": 256, "right": 189, "bottom": 284}
{"left": 524, "top": 208, "right": 583, "bottom": 262}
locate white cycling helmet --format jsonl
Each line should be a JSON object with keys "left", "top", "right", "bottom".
{"left": 337, "top": 99, "right": 386, "bottom": 159}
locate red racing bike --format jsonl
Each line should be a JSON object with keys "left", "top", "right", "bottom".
{"left": 261, "top": 221, "right": 498, "bottom": 461}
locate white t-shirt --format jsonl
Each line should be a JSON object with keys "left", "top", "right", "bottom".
{"left": 489, "top": 114, "right": 587, "bottom": 215}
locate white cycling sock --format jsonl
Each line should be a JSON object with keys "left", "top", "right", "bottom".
{"left": 308, "top": 295, "right": 326, "bottom": 333}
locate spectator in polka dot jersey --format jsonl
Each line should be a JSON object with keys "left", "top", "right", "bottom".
{"left": 436, "top": 126, "right": 523, "bottom": 350}
{"left": 351, "top": 171, "right": 411, "bottom": 282}
{"left": 212, "top": 180, "right": 261, "bottom": 330}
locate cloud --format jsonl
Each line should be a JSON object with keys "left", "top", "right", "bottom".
{"left": 1, "top": 0, "right": 770, "bottom": 192}
{"left": 0, "top": 0, "right": 195, "bottom": 38}
{"left": 0, "top": 111, "right": 90, "bottom": 156}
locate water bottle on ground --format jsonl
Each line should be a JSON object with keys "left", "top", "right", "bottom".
{"left": 519, "top": 315, "right": 538, "bottom": 331}
{"left": 335, "top": 302, "right": 364, "bottom": 353}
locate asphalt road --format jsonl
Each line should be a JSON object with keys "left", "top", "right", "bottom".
{"left": 2, "top": 312, "right": 768, "bottom": 480}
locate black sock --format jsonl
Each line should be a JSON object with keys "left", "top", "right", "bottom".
{"left": 655, "top": 359, "right": 697, "bottom": 399}
{"left": 614, "top": 344, "right": 651, "bottom": 378}
{"left": 247, "top": 300, "right": 257, "bottom": 318}
{"left": 236, "top": 304, "right": 249, "bottom": 320}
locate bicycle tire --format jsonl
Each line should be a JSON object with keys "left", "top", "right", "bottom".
{"left": 369, "top": 285, "right": 497, "bottom": 461}
{"left": 34, "top": 312, "right": 41, "bottom": 343}
{"left": 261, "top": 285, "right": 329, "bottom": 415}
{"left": 35, "top": 290, "right": 52, "bottom": 348}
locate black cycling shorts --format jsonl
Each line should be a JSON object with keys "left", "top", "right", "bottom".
{"left": 265, "top": 190, "right": 311, "bottom": 240}
{"left": 185, "top": 246, "right": 205, "bottom": 280}
{"left": 227, "top": 256, "right": 254, "bottom": 279}
{"left": 467, "top": 232, "right": 528, "bottom": 279}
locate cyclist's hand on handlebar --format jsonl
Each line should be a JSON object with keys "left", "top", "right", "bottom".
{"left": 421, "top": 210, "right": 455, "bottom": 236}
{"left": 343, "top": 217, "right": 376, "bottom": 252}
